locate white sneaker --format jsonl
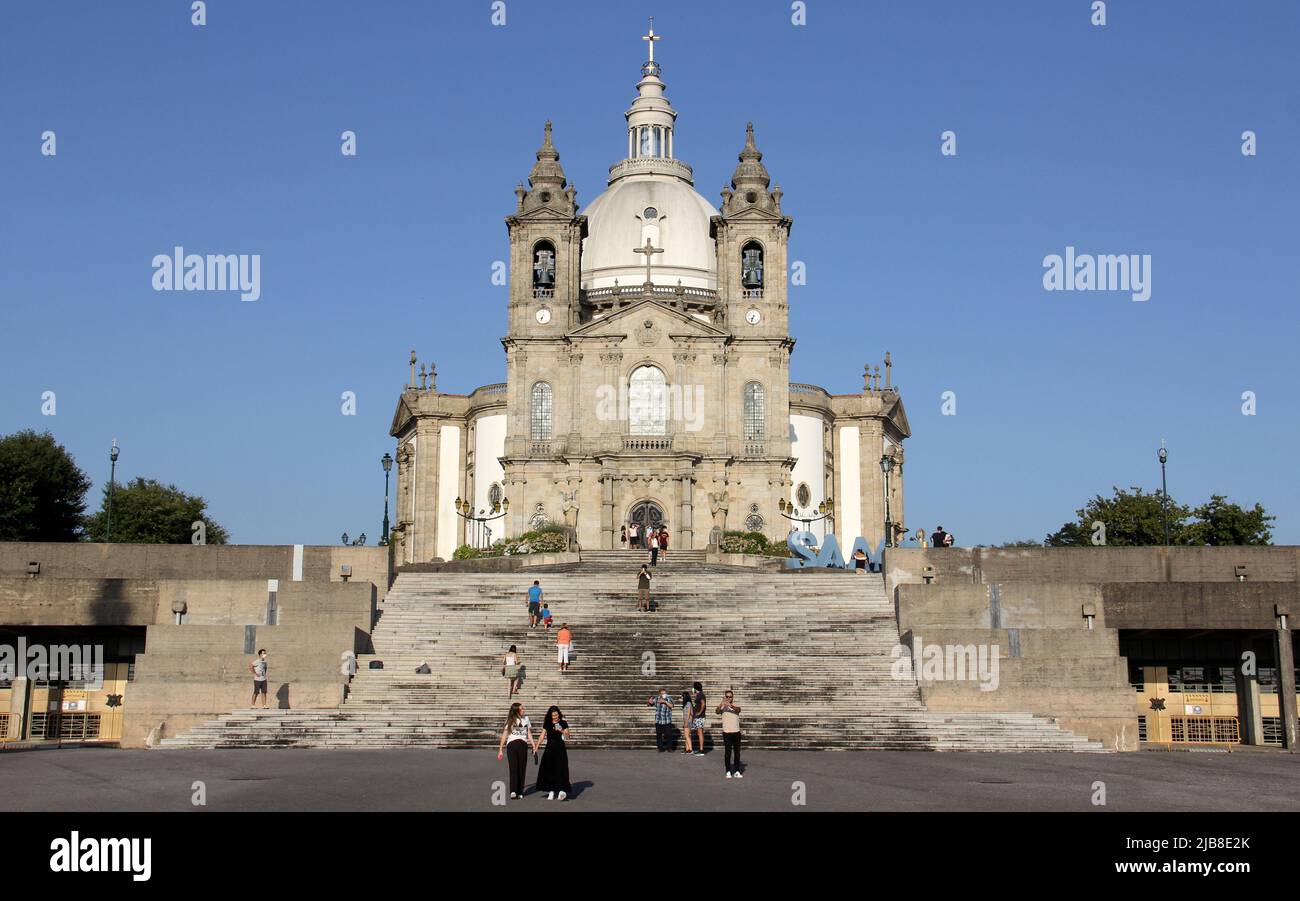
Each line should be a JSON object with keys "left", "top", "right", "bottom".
{"left": 735, "top": 772, "right": 744, "bottom": 779}
{"left": 725, "top": 772, "right": 733, "bottom": 779}
{"left": 547, "top": 791, "right": 555, "bottom": 800}
{"left": 557, "top": 791, "right": 567, "bottom": 800}
{"left": 510, "top": 792, "right": 518, "bottom": 799}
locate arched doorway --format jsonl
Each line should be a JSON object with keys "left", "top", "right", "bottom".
{"left": 628, "top": 500, "right": 666, "bottom": 532}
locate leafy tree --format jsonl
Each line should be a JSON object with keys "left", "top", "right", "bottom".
{"left": 998, "top": 539, "right": 1045, "bottom": 548}
{"left": 0, "top": 430, "right": 91, "bottom": 541}
{"left": 83, "top": 477, "right": 230, "bottom": 544}
{"left": 1045, "top": 487, "right": 1191, "bottom": 547}
{"left": 1183, "top": 495, "right": 1274, "bottom": 546}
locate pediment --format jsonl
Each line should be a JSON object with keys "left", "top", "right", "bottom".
{"left": 567, "top": 298, "right": 729, "bottom": 343}
{"left": 389, "top": 392, "right": 418, "bottom": 437}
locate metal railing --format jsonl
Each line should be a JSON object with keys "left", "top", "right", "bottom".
{"left": 622, "top": 435, "right": 673, "bottom": 452}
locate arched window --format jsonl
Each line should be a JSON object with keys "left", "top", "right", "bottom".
{"left": 741, "top": 241, "right": 764, "bottom": 290}
{"left": 532, "top": 241, "right": 556, "bottom": 293}
{"left": 530, "top": 382, "right": 553, "bottom": 440}
{"left": 628, "top": 366, "right": 667, "bottom": 435}
{"left": 743, "top": 382, "right": 765, "bottom": 439}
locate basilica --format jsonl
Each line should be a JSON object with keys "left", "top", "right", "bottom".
{"left": 389, "top": 27, "right": 910, "bottom": 563}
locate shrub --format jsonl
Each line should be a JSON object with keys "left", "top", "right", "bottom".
{"left": 452, "top": 545, "right": 481, "bottom": 560}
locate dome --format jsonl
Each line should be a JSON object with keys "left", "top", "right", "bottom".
{"left": 581, "top": 174, "right": 718, "bottom": 290}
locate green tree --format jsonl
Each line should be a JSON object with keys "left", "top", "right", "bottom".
{"left": 998, "top": 539, "right": 1045, "bottom": 548}
{"left": 0, "top": 430, "right": 92, "bottom": 541}
{"left": 83, "top": 477, "right": 230, "bottom": 544}
{"left": 1184, "top": 495, "right": 1274, "bottom": 546}
{"left": 1045, "top": 487, "right": 1191, "bottom": 547}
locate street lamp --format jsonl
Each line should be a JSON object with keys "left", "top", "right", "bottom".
{"left": 455, "top": 495, "right": 510, "bottom": 549}
{"left": 880, "top": 454, "right": 895, "bottom": 548}
{"left": 777, "top": 496, "right": 834, "bottom": 536}
{"left": 381, "top": 452, "right": 393, "bottom": 544}
{"left": 1158, "top": 442, "right": 1170, "bottom": 547}
{"left": 106, "top": 439, "right": 120, "bottom": 542}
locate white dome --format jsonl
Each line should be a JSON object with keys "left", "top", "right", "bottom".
{"left": 581, "top": 174, "right": 718, "bottom": 290}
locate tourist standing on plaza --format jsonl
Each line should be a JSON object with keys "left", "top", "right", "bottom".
{"left": 527, "top": 580, "right": 543, "bottom": 628}
{"left": 497, "top": 702, "right": 538, "bottom": 799}
{"left": 503, "top": 645, "right": 522, "bottom": 697}
{"left": 629, "top": 521, "right": 640, "bottom": 549}
{"left": 535, "top": 705, "right": 572, "bottom": 800}
{"left": 249, "top": 648, "right": 269, "bottom": 708}
{"left": 649, "top": 529, "right": 660, "bottom": 566}
{"left": 556, "top": 623, "right": 573, "bottom": 673}
{"left": 637, "top": 564, "right": 653, "bottom": 612}
{"left": 931, "top": 526, "right": 949, "bottom": 548}
{"left": 689, "top": 681, "right": 707, "bottom": 756}
{"left": 716, "top": 690, "right": 743, "bottom": 777}
{"left": 647, "top": 688, "right": 675, "bottom": 751}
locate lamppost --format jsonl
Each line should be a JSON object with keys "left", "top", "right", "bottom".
{"left": 880, "top": 454, "right": 895, "bottom": 548}
{"left": 106, "top": 439, "right": 120, "bottom": 542}
{"left": 381, "top": 452, "right": 393, "bottom": 544}
{"left": 1158, "top": 442, "right": 1170, "bottom": 547}
{"left": 455, "top": 496, "right": 510, "bottom": 549}
{"left": 777, "top": 496, "right": 834, "bottom": 537}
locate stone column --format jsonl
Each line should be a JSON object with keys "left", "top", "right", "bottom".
{"left": 679, "top": 473, "right": 694, "bottom": 548}
{"left": 601, "top": 469, "right": 615, "bottom": 549}
{"left": 1235, "top": 636, "right": 1264, "bottom": 745}
{"left": 9, "top": 677, "right": 30, "bottom": 740}
{"left": 1276, "top": 623, "right": 1298, "bottom": 750}
{"left": 414, "top": 421, "right": 442, "bottom": 562}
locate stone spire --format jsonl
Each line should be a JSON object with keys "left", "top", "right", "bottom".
{"left": 721, "top": 122, "right": 779, "bottom": 216}
{"left": 609, "top": 20, "right": 690, "bottom": 185}
{"left": 730, "top": 122, "right": 771, "bottom": 192}
{"left": 518, "top": 121, "right": 576, "bottom": 216}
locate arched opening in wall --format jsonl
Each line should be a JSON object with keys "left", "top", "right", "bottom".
{"left": 627, "top": 500, "right": 666, "bottom": 531}
{"left": 741, "top": 241, "right": 764, "bottom": 294}
{"left": 628, "top": 365, "right": 667, "bottom": 436}
{"left": 743, "top": 382, "right": 765, "bottom": 439}
{"left": 530, "top": 382, "right": 553, "bottom": 441}
{"left": 532, "top": 241, "right": 556, "bottom": 298}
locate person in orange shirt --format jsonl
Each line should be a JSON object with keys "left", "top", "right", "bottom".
{"left": 556, "top": 623, "right": 573, "bottom": 673}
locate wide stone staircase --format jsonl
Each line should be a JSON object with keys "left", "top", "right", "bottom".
{"left": 160, "top": 552, "right": 1104, "bottom": 751}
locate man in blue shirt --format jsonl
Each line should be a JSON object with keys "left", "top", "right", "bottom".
{"left": 527, "top": 581, "right": 543, "bottom": 628}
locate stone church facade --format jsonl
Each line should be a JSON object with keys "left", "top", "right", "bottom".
{"left": 389, "top": 31, "right": 910, "bottom": 563}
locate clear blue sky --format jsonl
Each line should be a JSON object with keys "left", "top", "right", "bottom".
{"left": 2, "top": 0, "right": 1297, "bottom": 546}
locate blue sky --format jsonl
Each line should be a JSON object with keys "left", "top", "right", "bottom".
{"left": 1, "top": 0, "right": 1297, "bottom": 546}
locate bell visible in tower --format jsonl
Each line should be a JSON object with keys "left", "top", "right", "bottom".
{"left": 741, "top": 242, "right": 765, "bottom": 290}
{"left": 532, "top": 241, "right": 556, "bottom": 296}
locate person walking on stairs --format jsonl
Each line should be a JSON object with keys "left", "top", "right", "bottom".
{"left": 497, "top": 702, "right": 538, "bottom": 799}
{"left": 716, "top": 690, "right": 744, "bottom": 778}
{"left": 541, "top": 602, "right": 553, "bottom": 630}
{"left": 556, "top": 623, "right": 573, "bottom": 673}
{"left": 527, "top": 580, "right": 543, "bottom": 628}
{"left": 636, "top": 564, "right": 653, "bottom": 612}
{"left": 659, "top": 527, "right": 669, "bottom": 558}
{"left": 649, "top": 529, "right": 660, "bottom": 566}
{"left": 535, "top": 705, "right": 572, "bottom": 800}
{"left": 648, "top": 688, "right": 675, "bottom": 751}
{"left": 503, "top": 645, "right": 522, "bottom": 697}
{"left": 688, "top": 682, "right": 707, "bottom": 756}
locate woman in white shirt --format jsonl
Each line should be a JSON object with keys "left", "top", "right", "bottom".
{"left": 496, "top": 702, "right": 539, "bottom": 799}
{"left": 502, "top": 645, "right": 521, "bottom": 698}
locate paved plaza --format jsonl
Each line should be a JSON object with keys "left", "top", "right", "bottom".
{"left": 2, "top": 747, "right": 1296, "bottom": 812}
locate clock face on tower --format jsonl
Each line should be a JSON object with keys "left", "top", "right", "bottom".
{"left": 536, "top": 307, "right": 552, "bottom": 324}
{"left": 745, "top": 308, "right": 761, "bottom": 325}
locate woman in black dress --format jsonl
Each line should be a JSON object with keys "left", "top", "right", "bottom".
{"left": 535, "top": 705, "right": 572, "bottom": 800}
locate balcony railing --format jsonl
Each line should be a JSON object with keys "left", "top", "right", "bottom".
{"left": 743, "top": 442, "right": 766, "bottom": 457}
{"left": 533, "top": 288, "right": 555, "bottom": 300}
{"left": 742, "top": 288, "right": 764, "bottom": 299}
{"left": 622, "top": 435, "right": 674, "bottom": 452}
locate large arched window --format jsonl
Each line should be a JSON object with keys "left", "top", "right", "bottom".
{"left": 743, "top": 382, "right": 765, "bottom": 439}
{"left": 530, "top": 382, "right": 553, "bottom": 440}
{"left": 532, "top": 241, "right": 556, "bottom": 295}
{"left": 628, "top": 365, "right": 667, "bottom": 436}
{"left": 741, "top": 241, "right": 764, "bottom": 290}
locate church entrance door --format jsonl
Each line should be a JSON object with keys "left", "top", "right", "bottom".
{"left": 628, "top": 501, "right": 666, "bottom": 532}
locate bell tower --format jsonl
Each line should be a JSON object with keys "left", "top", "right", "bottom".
{"left": 712, "top": 123, "right": 792, "bottom": 338}
{"left": 506, "top": 122, "right": 587, "bottom": 337}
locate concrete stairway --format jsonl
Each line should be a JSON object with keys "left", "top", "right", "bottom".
{"left": 161, "top": 553, "right": 1104, "bottom": 751}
